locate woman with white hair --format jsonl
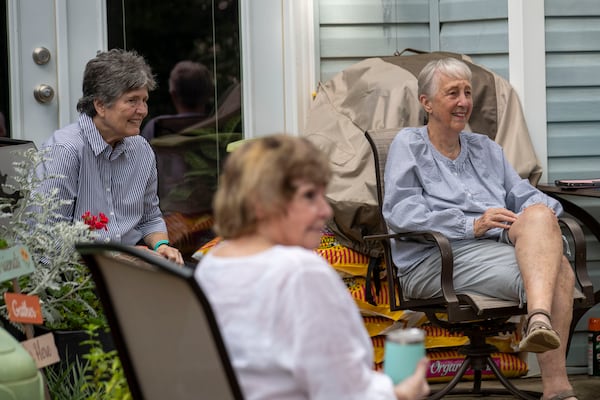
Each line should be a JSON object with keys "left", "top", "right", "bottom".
{"left": 383, "top": 57, "right": 577, "bottom": 400}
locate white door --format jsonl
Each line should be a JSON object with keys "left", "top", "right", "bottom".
{"left": 7, "top": 0, "right": 106, "bottom": 147}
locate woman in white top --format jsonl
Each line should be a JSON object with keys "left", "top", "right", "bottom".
{"left": 194, "top": 134, "right": 429, "bottom": 400}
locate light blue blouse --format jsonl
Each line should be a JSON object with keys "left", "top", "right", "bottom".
{"left": 382, "top": 126, "right": 562, "bottom": 273}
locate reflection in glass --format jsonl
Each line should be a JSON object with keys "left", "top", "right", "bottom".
{"left": 106, "top": 0, "right": 242, "bottom": 259}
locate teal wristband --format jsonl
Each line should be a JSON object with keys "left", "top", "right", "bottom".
{"left": 153, "top": 240, "right": 170, "bottom": 251}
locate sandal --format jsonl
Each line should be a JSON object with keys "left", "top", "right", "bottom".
{"left": 542, "top": 389, "right": 578, "bottom": 400}
{"left": 519, "top": 309, "right": 561, "bottom": 353}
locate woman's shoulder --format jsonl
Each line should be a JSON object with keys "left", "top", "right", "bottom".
{"left": 198, "top": 245, "right": 330, "bottom": 271}
{"left": 254, "top": 246, "right": 340, "bottom": 282}
{"left": 463, "top": 131, "right": 497, "bottom": 144}
{"left": 395, "top": 126, "right": 427, "bottom": 142}
{"left": 390, "top": 126, "right": 431, "bottom": 159}
{"left": 43, "top": 122, "right": 86, "bottom": 154}
{"left": 272, "top": 245, "right": 332, "bottom": 270}
{"left": 126, "top": 135, "right": 155, "bottom": 159}
{"left": 196, "top": 245, "right": 338, "bottom": 287}
{"left": 462, "top": 131, "right": 503, "bottom": 153}
{"left": 391, "top": 126, "right": 428, "bottom": 149}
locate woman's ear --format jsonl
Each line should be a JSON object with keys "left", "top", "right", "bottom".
{"left": 253, "top": 198, "right": 268, "bottom": 220}
{"left": 254, "top": 199, "right": 281, "bottom": 221}
{"left": 93, "top": 99, "right": 105, "bottom": 117}
{"left": 419, "top": 94, "right": 432, "bottom": 113}
{"left": 254, "top": 205, "right": 266, "bottom": 219}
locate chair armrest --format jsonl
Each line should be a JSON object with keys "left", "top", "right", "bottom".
{"left": 364, "top": 230, "right": 460, "bottom": 309}
{"left": 559, "top": 216, "right": 594, "bottom": 307}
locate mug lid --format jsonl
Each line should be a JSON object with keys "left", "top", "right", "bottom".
{"left": 386, "top": 328, "right": 425, "bottom": 343}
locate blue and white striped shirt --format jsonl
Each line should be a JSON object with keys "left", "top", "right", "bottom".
{"left": 38, "top": 113, "right": 167, "bottom": 245}
{"left": 383, "top": 126, "right": 563, "bottom": 273}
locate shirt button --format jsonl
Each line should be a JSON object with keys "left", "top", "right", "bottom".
{"left": 110, "top": 211, "right": 115, "bottom": 216}
{"left": 106, "top": 188, "right": 111, "bottom": 192}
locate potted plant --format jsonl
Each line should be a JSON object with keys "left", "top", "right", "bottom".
{"left": 0, "top": 147, "right": 110, "bottom": 357}
{"left": 0, "top": 147, "right": 132, "bottom": 399}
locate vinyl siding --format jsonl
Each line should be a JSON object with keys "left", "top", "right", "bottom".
{"left": 544, "top": 0, "right": 600, "bottom": 364}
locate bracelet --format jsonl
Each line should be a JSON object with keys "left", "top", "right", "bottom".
{"left": 153, "top": 240, "right": 170, "bottom": 251}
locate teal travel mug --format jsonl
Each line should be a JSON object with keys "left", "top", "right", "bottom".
{"left": 384, "top": 328, "right": 426, "bottom": 384}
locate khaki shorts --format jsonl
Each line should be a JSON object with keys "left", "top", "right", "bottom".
{"left": 400, "top": 238, "right": 527, "bottom": 306}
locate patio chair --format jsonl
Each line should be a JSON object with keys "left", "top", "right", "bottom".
{"left": 362, "top": 128, "right": 594, "bottom": 400}
{"left": 75, "top": 243, "right": 244, "bottom": 400}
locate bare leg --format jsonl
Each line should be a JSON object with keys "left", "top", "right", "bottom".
{"left": 508, "top": 204, "right": 576, "bottom": 399}
{"left": 536, "top": 256, "right": 575, "bottom": 399}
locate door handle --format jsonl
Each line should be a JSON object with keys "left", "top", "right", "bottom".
{"left": 33, "top": 84, "right": 55, "bottom": 104}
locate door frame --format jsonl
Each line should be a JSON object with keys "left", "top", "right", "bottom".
{"left": 7, "top": 0, "right": 106, "bottom": 146}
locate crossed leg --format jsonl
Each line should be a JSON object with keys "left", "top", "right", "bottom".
{"left": 509, "top": 204, "right": 576, "bottom": 400}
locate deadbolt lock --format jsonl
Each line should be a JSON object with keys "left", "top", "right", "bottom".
{"left": 32, "top": 47, "right": 51, "bottom": 65}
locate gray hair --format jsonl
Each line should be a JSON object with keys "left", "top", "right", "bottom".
{"left": 418, "top": 57, "right": 472, "bottom": 98}
{"left": 76, "top": 49, "right": 157, "bottom": 117}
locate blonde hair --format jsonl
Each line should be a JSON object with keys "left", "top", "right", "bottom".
{"left": 213, "top": 134, "right": 331, "bottom": 239}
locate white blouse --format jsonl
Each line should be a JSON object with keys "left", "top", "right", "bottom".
{"left": 194, "top": 244, "right": 396, "bottom": 400}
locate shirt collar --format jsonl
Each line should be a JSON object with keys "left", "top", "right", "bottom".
{"left": 79, "top": 113, "right": 128, "bottom": 158}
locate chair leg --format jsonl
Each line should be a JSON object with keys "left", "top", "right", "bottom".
{"left": 428, "top": 357, "right": 473, "bottom": 400}
{"left": 429, "top": 354, "right": 541, "bottom": 400}
{"left": 484, "top": 355, "right": 540, "bottom": 400}
{"left": 472, "top": 369, "right": 482, "bottom": 392}
{"left": 429, "top": 336, "right": 542, "bottom": 400}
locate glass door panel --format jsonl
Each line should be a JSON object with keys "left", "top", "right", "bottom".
{"left": 106, "top": 0, "right": 242, "bottom": 256}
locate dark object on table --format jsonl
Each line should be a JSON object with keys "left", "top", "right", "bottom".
{"left": 554, "top": 178, "right": 600, "bottom": 189}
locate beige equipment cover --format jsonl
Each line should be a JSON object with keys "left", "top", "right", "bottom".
{"left": 303, "top": 51, "right": 542, "bottom": 256}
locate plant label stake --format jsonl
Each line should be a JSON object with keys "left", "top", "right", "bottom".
{"left": 1, "top": 245, "right": 54, "bottom": 400}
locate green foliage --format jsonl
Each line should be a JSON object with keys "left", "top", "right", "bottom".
{"left": 81, "top": 324, "right": 131, "bottom": 400}
{"left": 0, "top": 148, "right": 105, "bottom": 330}
{"left": 45, "top": 325, "right": 131, "bottom": 400}
{"left": 45, "top": 356, "right": 94, "bottom": 400}
{"left": 43, "top": 279, "right": 107, "bottom": 330}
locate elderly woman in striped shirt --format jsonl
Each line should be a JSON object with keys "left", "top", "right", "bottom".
{"left": 37, "top": 49, "right": 183, "bottom": 265}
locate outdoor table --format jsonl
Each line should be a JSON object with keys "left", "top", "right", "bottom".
{"left": 537, "top": 183, "right": 600, "bottom": 243}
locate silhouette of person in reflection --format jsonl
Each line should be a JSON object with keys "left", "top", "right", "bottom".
{"left": 141, "top": 60, "right": 214, "bottom": 140}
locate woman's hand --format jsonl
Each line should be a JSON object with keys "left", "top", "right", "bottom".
{"left": 474, "top": 207, "right": 518, "bottom": 237}
{"left": 393, "top": 357, "right": 430, "bottom": 400}
{"left": 156, "top": 244, "right": 184, "bottom": 265}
